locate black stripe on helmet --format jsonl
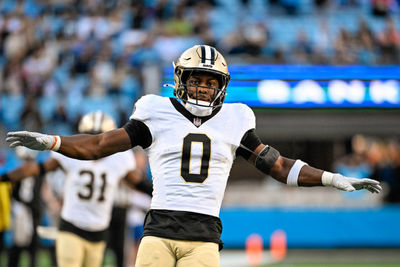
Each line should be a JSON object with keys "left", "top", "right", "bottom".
{"left": 201, "top": 45, "right": 206, "bottom": 63}
{"left": 210, "top": 47, "right": 215, "bottom": 65}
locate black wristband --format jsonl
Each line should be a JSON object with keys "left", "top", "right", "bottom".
{"left": 38, "top": 162, "right": 46, "bottom": 176}
{"left": 135, "top": 178, "right": 153, "bottom": 196}
{"left": 1, "top": 173, "right": 11, "bottom": 182}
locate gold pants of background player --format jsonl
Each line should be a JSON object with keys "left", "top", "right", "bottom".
{"left": 56, "top": 231, "right": 106, "bottom": 267}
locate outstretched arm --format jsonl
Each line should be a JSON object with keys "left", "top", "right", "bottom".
{"left": 237, "top": 130, "right": 382, "bottom": 193}
{"left": 267, "top": 151, "right": 381, "bottom": 193}
{"left": 58, "top": 129, "right": 132, "bottom": 159}
{"left": 7, "top": 128, "right": 132, "bottom": 160}
{"left": 1, "top": 158, "right": 60, "bottom": 185}
{"left": 254, "top": 150, "right": 324, "bottom": 186}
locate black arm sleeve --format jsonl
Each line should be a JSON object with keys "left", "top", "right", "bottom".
{"left": 236, "top": 129, "right": 262, "bottom": 160}
{"left": 236, "top": 129, "right": 280, "bottom": 174}
{"left": 122, "top": 119, "right": 153, "bottom": 149}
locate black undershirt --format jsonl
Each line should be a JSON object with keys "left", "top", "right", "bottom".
{"left": 59, "top": 218, "right": 108, "bottom": 242}
{"left": 142, "top": 209, "right": 224, "bottom": 250}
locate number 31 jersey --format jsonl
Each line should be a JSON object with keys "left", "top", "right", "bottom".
{"left": 51, "top": 150, "right": 136, "bottom": 231}
{"left": 130, "top": 95, "right": 255, "bottom": 217}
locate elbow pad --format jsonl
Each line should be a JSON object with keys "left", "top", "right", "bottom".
{"left": 255, "top": 146, "right": 280, "bottom": 174}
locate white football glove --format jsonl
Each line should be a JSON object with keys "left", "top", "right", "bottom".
{"left": 6, "top": 131, "right": 61, "bottom": 151}
{"left": 322, "top": 171, "right": 382, "bottom": 194}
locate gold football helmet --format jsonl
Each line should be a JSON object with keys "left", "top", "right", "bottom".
{"left": 78, "top": 111, "right": 117, "bottom": 134}
{"left": 173, "top": 45, "right": 230, "bottom": 107}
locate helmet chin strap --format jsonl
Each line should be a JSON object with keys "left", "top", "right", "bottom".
{"left": 183, "top": 99, "right": 213, "bottom": 116}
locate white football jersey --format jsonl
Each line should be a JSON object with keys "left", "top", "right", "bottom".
{"left": 131, "top": 95, "right": 255, "bottom": 217}
{"left": 51, "top": 150, "right": 136, "bottom": 231}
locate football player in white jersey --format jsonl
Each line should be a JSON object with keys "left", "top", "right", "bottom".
{"left": 2, "top": 111, "right": 152, "bottom": 267}
{"left": 5, "top": 45, "right": 382, "bottom": 267}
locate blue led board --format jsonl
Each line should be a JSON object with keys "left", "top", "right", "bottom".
{"left": 161, "top": 65, "right": 400, "bottom": 108}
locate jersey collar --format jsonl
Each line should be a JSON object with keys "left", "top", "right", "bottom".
{"left": 170, "top": 98, "right": 222, "bottom": 128}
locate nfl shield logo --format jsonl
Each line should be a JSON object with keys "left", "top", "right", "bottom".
{"left": 193, "top": 117, "right": 202, "bottom": 127}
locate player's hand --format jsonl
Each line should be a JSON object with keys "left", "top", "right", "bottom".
{"left": 6, "top": 131, "right": 61, "bottom": 151}
{"left": 322, "top": 172, "right": 382, "bottom": 193}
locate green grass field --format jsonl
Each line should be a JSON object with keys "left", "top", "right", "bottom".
{"left": 0, "top": 249, "right": 53, "bottom": 267}
{"left": 220, "top": 249, "right": 400, "bottom": 267}
{"left": 0, "top": 249, "right": 117, "bottom": 267}
{"left": 2, "top": 249, "right": 400, "bottom": 267}
{"left": 262, "top": 264, "right": 400, "bottom": 267}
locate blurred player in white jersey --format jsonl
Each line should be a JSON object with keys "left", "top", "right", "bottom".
{"left": 5, "top": 45, "right": 382, "bottom": 267}
{"left": 8, "top": 147, "right": 44, "bottom": 267}
{"left": 2, "top": 111, "right": 152, "bottom": 267}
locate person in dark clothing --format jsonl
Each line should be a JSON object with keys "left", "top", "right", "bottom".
{"left": 8, "top": 147, "right": 44, "bottom": 267}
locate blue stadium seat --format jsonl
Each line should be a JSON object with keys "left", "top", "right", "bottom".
{"left": 0, "top": 94, "right": 25, "bottom": 130}
{"left": 0, "top": 0, "right": 17, "bottom": 13}
{"left": 80, "top": 96, "right": 119, "bottom": 125}
{"left": 65, "top": 91, "right": 83, "bottom": 122}
{"left": 38, "top": 96, "right": 59, "bottom": 122}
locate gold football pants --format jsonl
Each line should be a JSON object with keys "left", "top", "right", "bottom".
{"left": 56, "top": 231, "right": 106, "bottom": 267}
{"left": 135, "top": 236, "right": 220, "bottom": 267}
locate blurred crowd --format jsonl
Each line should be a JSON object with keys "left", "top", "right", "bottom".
{"left": 0, "top": 0, "right": 400, "bottom": 135}
{"left": 334, "top": 134, "right": 400, "bottom": 204}
{"left": 0, "top": 0, "right": 399, "bottom": 195}
{"left": 0, "top": 2, "right": 399, "bottom": 265}
{"left": 1, "top": 0, "right": 399, "bottom": 198}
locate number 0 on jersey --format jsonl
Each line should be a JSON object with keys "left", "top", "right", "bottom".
{"left": 181, "top": 133, "right": 211, "bottom": 183}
